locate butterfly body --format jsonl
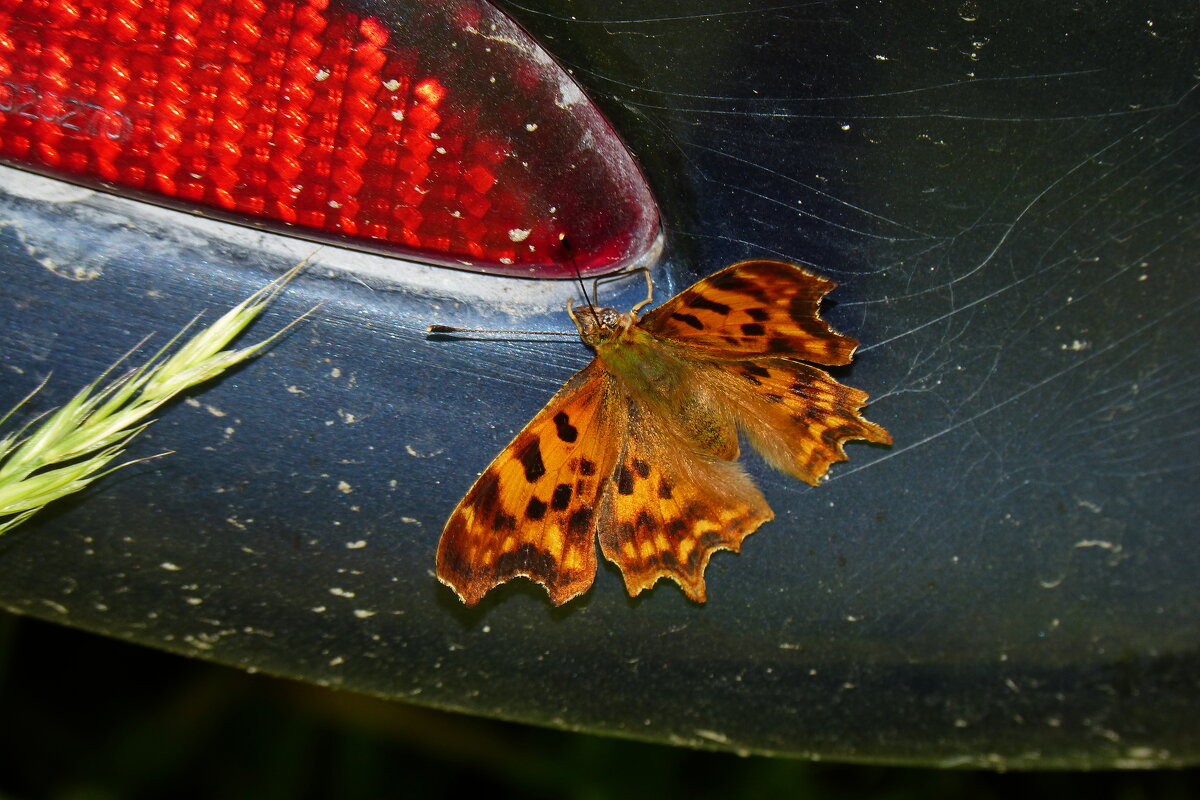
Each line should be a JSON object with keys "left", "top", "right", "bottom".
{"left": 437, "top": 260, "right": 891, "bottom": 606}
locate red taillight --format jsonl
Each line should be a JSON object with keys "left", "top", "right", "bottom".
{"left": 0, "top": 0, "right": 659, "bottom": 276}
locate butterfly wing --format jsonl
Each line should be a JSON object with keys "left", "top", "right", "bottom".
{"left": 639, "top": 260, "right": 858, "bottom": 364}
{"left": 596, "top": 397, "right": 773, "bottom": 602}
{"left": 437, "top": 361, "right": 624, "bottom": 606}
{"left": 638, "top": 259, "right": 890, "bottom": 485}
{"left": 709, "top": 358, "right": 892, "bottom": 485}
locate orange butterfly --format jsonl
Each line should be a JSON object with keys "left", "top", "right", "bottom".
{"left": 436, "top": 260, "right": 891, "bottom": 605}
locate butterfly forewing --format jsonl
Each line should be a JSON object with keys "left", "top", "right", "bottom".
{"left": 436, "top": 362, "right": 623, "bottom": 605}
{"left": 639, "top": 260, "right": 858, "bottom": 364}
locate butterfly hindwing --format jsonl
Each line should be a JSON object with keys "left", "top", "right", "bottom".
{"left": 639, "top": 260, "right": 858, "bottom": 364}
{"left": 436, "top": 362, "right": 623, "bottom": 606}
{"left": 596, "top": 398, "right": 772, "bottom": 602}
{"left": 709, "top": 358, "right": 893, "bottom": 485}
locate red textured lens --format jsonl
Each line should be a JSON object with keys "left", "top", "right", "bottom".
{"left": 0, "top": 0, "right": 659, "bottom": 276}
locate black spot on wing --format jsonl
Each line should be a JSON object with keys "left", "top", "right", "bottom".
{"left": 551, "top": 483, "right": 573, "bottom": 511}
{"left": 744, "top": 364, "right": 771, "bottom": 378}
{"left": 616, "top": 464, "right": 634, "bottom": 495}
{"left": 658, "top": 479, "right": 673, "bottom": 499}
{"left": 552, "top": 412, "right": 578, "bottom": 443}
{"left": 578, "top": 458, "right": 596, "bottom": 476}
{"left": 690, "top": 296, "right": 731, "bottom": 315}
{"left": 708, "top": 271, "right": 749, "bottom": 292}
{"left": 520, "top": 439, "right": 545, "bottom": 483}
{"left": 493, "top": 511, "right": 517, "bottom": 532}
{"left": 745, "top": 307, "right": 770, "bottom": 322}
{"left": 741, "top": 323, "right": 765, "bottom": 336}
{"left": 632, "top": 458, "right": 650, "bottom": 479}
{"left": 525, "top": 497, "right": 547, "bottom": 521}
{"left": 671, "top": 312, "right": 704, "bottom": 330}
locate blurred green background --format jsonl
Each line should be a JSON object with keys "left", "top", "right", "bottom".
{"left": 1, "top": 610, "right": 1195, "bottom": 799}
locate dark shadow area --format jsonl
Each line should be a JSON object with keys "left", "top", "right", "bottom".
{"left": 2, "top": 612, "right": 1197, "bottom": 799}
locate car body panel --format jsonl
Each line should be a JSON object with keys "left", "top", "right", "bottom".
{"left": 1, "top": 0, "right": 1197, "bottom": 767}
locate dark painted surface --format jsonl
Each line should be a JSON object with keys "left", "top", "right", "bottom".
{"left": 1, "top": 0, "right": 1197, "bottom": 767}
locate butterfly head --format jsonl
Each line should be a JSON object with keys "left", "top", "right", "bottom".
{"left": 567, "top": 299, "right": 634, "bottom": 348}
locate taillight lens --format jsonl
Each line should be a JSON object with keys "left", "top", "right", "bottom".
{"left": 0, "top": 0, "right": 658, "bottom": 276}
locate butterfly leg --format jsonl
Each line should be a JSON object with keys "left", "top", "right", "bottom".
{"left": 629, "top": 268, "right": 655, "bottom": 314}
{"left": 588, "top": 268, "right": 655, "bottom": 314}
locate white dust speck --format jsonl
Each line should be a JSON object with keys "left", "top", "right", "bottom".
{"left": 508, "top": 228, "right": 532, "bottom": 242}
{"left": 329, "top": 655, "right": 345, "bottom": 666}
{"left": 337, "top": 480, "right": 353, "bottom": 494}
{"left": 1074, "top": 539, "right": 1122, "bottom": 553}
{"left": 391, "top": 109, "right": 405, "bottom": 121}
{"left": 524, "top": 122, "right": 538, "bottom": 132}
{"left": 160, "top": 562, "right": 181, "bottom": 572}
{"left": 314, "top": 69, "right": 330, "bottom": 82}
{"left": 353, "top": 609, "right": 377, "bottom": 619}
{"left": 383, "top": 79, "right": 400, "bottom": 91}
{"left": 329, "top": 587, "right": 355, "bottom": 598}
{"left": 311, "top": 606, "right": 327, "bottom": 613}
{"left": 346, "top": 540, "right": 368, "bottom": 550}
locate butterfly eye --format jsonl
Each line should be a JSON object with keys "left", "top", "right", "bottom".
{"left": 598, "top": 308, "right": 621, "bottom": 328}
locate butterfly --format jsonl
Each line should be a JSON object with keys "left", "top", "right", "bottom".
{"left": 436, "top": 260, "right": 891, "bottom": 606}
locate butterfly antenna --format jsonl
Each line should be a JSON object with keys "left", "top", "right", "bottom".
{"left": 561, "top": 235, "right": 602, "bottom": 327}
{"left": 426, "top": 324, "right": 575, "bottom": 338}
